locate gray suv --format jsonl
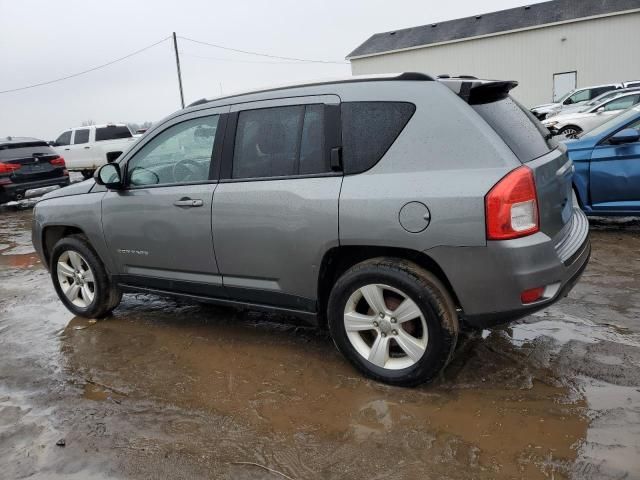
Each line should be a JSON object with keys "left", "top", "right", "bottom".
{"left": 32, "top": 73, "right": 590, "bottom": 386}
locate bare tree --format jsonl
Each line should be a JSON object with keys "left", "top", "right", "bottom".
{"left": 81, "top": 119, "right": 95, "bottom": 126}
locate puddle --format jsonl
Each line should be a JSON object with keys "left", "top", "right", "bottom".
{"left": 1, "top": 208, "right": 639, "bottom": 479}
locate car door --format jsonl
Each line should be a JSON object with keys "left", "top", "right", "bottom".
{"left": 590, "top": 117, "right": 640, "bottom": 212}
{"left": 101, "top": 106, "right": 229, "bottom": 295}
{"left": 212, "top": 96, "right": 342, "bottom": 312}
{"left": 65, "top": 128, "right": 91, "bottom": 168}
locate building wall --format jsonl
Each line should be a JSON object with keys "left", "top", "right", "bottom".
{"left": 350, "top": 11, "right": 640, "bottom": 107}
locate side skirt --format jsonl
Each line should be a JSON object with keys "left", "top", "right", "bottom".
{"left": 115, "top": 278, "right": 319, "bottom": 326}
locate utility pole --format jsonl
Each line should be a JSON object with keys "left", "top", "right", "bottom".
{"left": 172, "top": 32, "right": 185, "bottom": 108}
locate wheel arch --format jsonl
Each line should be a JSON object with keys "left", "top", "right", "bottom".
{"left": 316, "top": 245, "right": 460, "bottom": 328}
{"left": 41, "top": 225, "right": 86, "bottom": 268}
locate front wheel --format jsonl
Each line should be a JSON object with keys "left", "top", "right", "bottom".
{"left": 81, "top": 170, "right": 95, "bottom": 179}
{"left": 559, "top": 126, "right": 582, "bottom": 139}
{"left": 51, "top": 235, "right": 122, "bottom": 318}
{"left": 327, "top": 258, "right": 459, "bottom": 387}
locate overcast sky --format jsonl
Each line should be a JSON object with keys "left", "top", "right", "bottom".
{"left": 0, "top": 0, "right": 545, "bottom": 139}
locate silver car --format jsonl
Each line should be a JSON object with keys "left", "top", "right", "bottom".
{"left": 32, "top": 73, "right": 590, "bottom": 386}
{"left": 543, "top": 91, "right": 640, "bottom": 137}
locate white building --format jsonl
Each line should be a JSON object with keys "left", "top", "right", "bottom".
{"left": 347, "top": 0, "right": 640, "bottom": 107}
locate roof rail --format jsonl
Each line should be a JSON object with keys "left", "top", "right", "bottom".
{"left": 185, "top": 72, "right": 434, "bottom": 109}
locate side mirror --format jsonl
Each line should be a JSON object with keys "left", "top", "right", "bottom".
{"left": 48, "top": 141, "right": 58, "bottom": 147}
{"left": 609, "top": 128, "right": 640, "bottom": 145}
{"left": 564, "top": 98, "right": 573, "bottom": 105}
{"left": 596, "top": 106, "right": 605, "bottom": 113}
{"left": 94, "top": 163, "right": 123, "bottom": 189}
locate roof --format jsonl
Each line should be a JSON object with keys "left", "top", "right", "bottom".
{"left": 1, "top": 136, "right": 43, "bottom": 145}
{"left": 186, "top": 72, "right": 434, "bottom": 108}
{"left": 347, "top": 0, "right": 640, "bottom": 59}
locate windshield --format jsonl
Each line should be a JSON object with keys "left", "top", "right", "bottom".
{"left": 580, "top": 105, "right": 640, "bottom": 138}
{"left": 556, "top": 89, "right": 576, "bottom": 104}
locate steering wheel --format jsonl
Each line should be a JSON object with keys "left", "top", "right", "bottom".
{"left": 172, "top": 158, "right": 206, "bottom": 183}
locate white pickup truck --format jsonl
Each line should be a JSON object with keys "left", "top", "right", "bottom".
{"left": 52, "top": 124, "right": 139, "bottom": 178}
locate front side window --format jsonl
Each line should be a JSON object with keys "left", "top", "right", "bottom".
{"left": 95, "top": 126, "right": 132, "bottom": 141}
{"left": 602, "top": 95, "right": 640, "bottom": 112}
{"left": 56, "top": 131, "right": 71, "bottom": 146}
{"left": 126, "top": 115, "right": 219, "bottom": 187}
{"left": 565, "top": 89, "right": 590, "bottom": 104}
{"left": 232, "top": 104, "right": 328, "bottom": 179}
{"left": 73, "top": 129, "right": 90, "bottom": 145}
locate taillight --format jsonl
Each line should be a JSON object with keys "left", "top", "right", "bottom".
{"left": 0, "top": 163, "right": 21, "bottom": 174}
{"left": 50, "top": 156, "right": 66, "bottom": 166}
{"left": 485, "top": 165, "right": 539, "bottom": 240}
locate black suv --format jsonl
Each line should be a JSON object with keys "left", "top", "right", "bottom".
{"left": 0, "top": 137, "right": 70, "bottom": 204}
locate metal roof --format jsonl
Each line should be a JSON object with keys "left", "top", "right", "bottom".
{"left": 347, "top": 0, "right": 640, "bottom": 59}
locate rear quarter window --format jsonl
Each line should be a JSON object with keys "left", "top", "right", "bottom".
{"left": 473, "top": 97, "right": 557, "bottom": 162}
{"left": 341, "top": 102, "right": 415, "bottom": 174}
{"left": 95, "top": 126, "right": 132, "bottom": 141}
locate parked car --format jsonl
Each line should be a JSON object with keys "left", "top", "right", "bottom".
{"left": 51, "top": 124, "right": 138, "bottom": 179}
{"left": 542, "top": 91, "right": 640, "bottom": 138}
{"left": 546, "top": 87, "right": 640, "bottom": 118}
{"left": 623, "top": 80, "right": 640, "bottom": 89}
{"left": 0, "top": 137, "right": 69, "bottom": 204}
{"left": 32, "top": 73, "right": 590, "bottom": 386}
{"left": 566, "top": 104, "right": 640, "bottom": 216}
{"left": 531, "top": 83, "right": 622, "bottom": 120}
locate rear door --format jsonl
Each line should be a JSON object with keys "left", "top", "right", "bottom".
{"left": 101, "top": 106, "right": 228, "bottom": 294}
{"left": 590, "top": 117, "right": 640, "bottom": 211}
{"left": 212, "top": 95, "right": 342, "bottom": 311}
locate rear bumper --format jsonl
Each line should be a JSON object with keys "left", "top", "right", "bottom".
{"left": 0, "top": 176, "right": 70, "bottom": 202}
{"left": 426, "top": 208, "right": 591, "bottom": 329}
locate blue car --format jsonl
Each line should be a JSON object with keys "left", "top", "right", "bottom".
{"left": 564, "top": 105, "right": 640, "bottom": 216}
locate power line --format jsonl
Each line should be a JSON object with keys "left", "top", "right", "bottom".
{"left": 180, "top": 50, "right": 345, "bottom": 65}
{"left": 178, "top": 35, "right": 348, "bottom": 65}
{"left": 0, "top": 36, "right": 171, "bottom": 95}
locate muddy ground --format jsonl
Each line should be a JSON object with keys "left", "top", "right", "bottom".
{"left": 0, "top": 201, "right": 639, "bottom": 480}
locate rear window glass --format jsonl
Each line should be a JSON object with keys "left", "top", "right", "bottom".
{"left": 0, "top": 142, "right": 55, "bottom": 160}
{"left": 473, "top": 97, "right": 557, "bottom": 162}
{"left": 95, "top": 126, "right": 132, "bottom": 141}
{"left": 341, "top": 102, "right": 415, "bottom": 174}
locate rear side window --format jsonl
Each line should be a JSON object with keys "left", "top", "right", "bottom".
{"left": 95, "top": 126, "right": 132, "bottom": 141}
{"left": 232, "top": 104, "right": 328, "bottom": 179}
{"left": 590, "top": 86, "right": 616, "bottom": 98}
{"left": 473, "top": 97, "right": 557, "bottom": 163}
{"left": 341, "top": 102, "right": 415, "bottom": 174}
{"left": 73, "top": 129, "right": 90, "bottom": 144}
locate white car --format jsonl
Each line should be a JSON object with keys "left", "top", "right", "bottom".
{"left": 547, "top": 87, "right": 640, "bottom": 118}
{"left": 530, "top": 83, "right": 622, "bottom": 120}
{"left": 542, "top": 91, "right": 640, "bottom": 138}
{"left": 52, "top": 124, "right": 138, "bottom": 178}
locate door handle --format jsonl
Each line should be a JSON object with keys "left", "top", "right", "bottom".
{"left": 173, "top": 198, "right": 204, "bottom": 207}
{"left": 84, "top": 146, "right": 90, "bottom": 149}
{"left": 64, "top": 148, "right": 70, "bottom": 151}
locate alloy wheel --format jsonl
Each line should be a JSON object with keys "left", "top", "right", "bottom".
{"left": 343, "top": 283, "right": 428, "bottom": 370}
{"left": 56, "top": 250, "right": 96, "bottom": 308}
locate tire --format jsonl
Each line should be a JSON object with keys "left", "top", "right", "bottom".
{"left": 559, "top": 126, "right": 582, "bottom": 139}
{"left": 327, "top": 257, "right": 459, "bottom": 387}
{"left": 81, "top": 170, "right": 94, "bottom": 180}
{"left": 50, "top": 235, "right": 122, "bottom": 318}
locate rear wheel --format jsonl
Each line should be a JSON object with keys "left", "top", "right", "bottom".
{"left": 327, "top": 258, "right": 459, "bottom": 387}
{"left": 51, "top": 235, "right": 121, "bottom": 318}
{"left": 559, "top": 126, "right": 582, "bottom": 139}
